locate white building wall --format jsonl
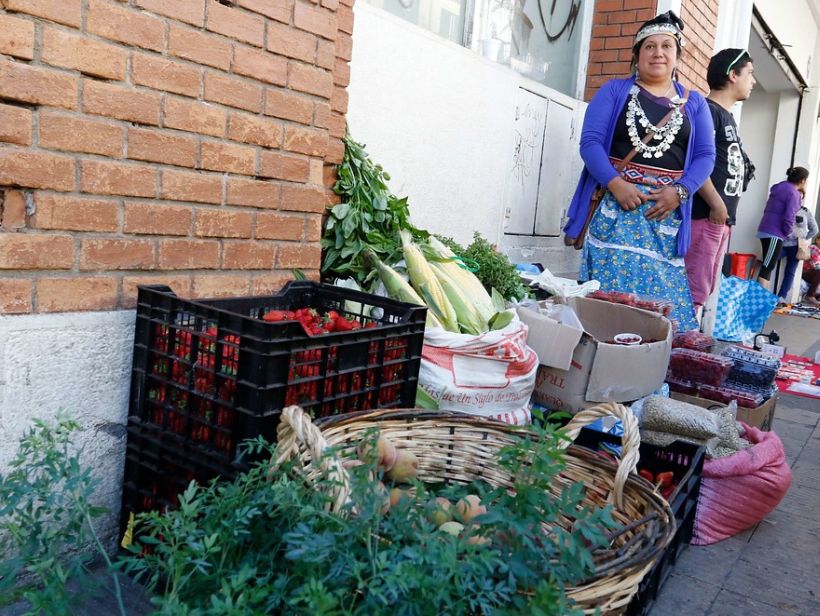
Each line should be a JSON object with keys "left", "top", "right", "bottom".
{"left": 0, "top": 310, "right": 135, "bottom": 545}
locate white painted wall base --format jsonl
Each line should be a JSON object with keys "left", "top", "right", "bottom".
{"left": 0, "top": 310, "right": 136, "bottom": 547}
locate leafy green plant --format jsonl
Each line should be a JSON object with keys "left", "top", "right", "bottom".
{"left": 463, "top": 232, "right": 531, "bottom": 302}
{"left": 0, "top": 417, "right": 125, "bottom": 615}
{"left": 322, "top": 134, "right": 427, "bottom": 290}
{"left": 121, "top": 419, "right": 615, "bottom": 615}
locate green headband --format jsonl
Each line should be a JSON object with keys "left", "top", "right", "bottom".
{"left": 726, "top": 50, "right": 748, "bottom": 75}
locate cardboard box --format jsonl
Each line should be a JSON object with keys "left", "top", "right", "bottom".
{"left": 669, "top": 391, "right": 777, "bottom": 431}
{"left": 520, "top": 297, "right": 673, "bottom": 414}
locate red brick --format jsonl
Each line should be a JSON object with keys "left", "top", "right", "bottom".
{"left": 39, "top": 112, "right": 124, "bottom": 157}
{"left": 162, "top": 169, "right": 223, "bottom": 204}
{"left": 256, "top": 211, "right": 303, "bottom": 240}
{"left": 124, "top": 201, "right": 192, "bottom": 235}
{"left": 200, "top": 140, "right": 256, "bottom": 175}
{"left": 37, "top": 277, "right": 118, "bottom": 312}
{"left": 163, "top": 96, "right": 227, "bottom": 137}
{"left": 158, "top": 238, "right": 220, "bottom": 269}
{"left": 283, "top": 125, "right": 327, "bottom": 157}
{"left": 280, "top": 183, "right": 325, "bottom": 213}
{"left": 294, "top": 2, "right": 336, "bottom": 40}
{"left": 259, "top": 151, "right": 309, "bottom": 181}
{"left": 226, "top": 178, "right": 279, "bottom": 208}
{"left": 0, "top": 189, "right": 25, "bottom": 229}
{"left": 87, "top": 0, "right": 165, "bottom": 52}
{"left": 204, "top": 71, "right": 263, "bottom": 113}
{"left": 122, "top": 274, "right": 192, "bottom": 307}
{"left": 624, "top": 0, "right": 651, "bottom": 8}
{"left": 0, "top": 234, "right": 73, "bottom": 269}
{"left": 128, "top": 127, "right": 198, "bottom": 167}
{"left": 0, "top": 103, "right": 32, "bottom": 146}
{"left": 264, "top": 88, "right": 313, "bottom": 124}
{"left": 80, "top": 238, "right": 154, "bottom": 270}
{"left": 304, "top": 213, "right": 322, "bottom": 241}
{"left": 194, "top": 208, "right": 253, "bottom": 237}
{"left": 316, "top": 40, "right": 335, "bottom": 70}
{"left": 0, "top": 278, "right": 32, "bottom": 314}
{"left": 132, "top": 53, "right": 202, "bottom": 97}
{"left": 276, "top": 242, "right": 320, "bottom": 268}
{"left": 135, "top": 0, "right": 205, "bottom": 27}
{"left": 314, "top": 101, "right": 331, "bottom": 128}
{"left": 80, "top": 160, "right": 157, "bottom": 197}
{"left": 32, "top": 193, "right": 119, "bottom": 232}
{"left": 288, "top": 62, "right": 333, "bottom": 98}
{"left": 267, "top": 20, "right": 317, "bottom": 63}
{"left": 42, "top": 27, "right": 126, "bottom": 80}
{"left": 223, "top": 241, "right": 276, "bottom": 268}
{"left": 227, "top": 112, "right": 283, "bottom": 148}
{"left": 0, "top": 59, "right": 77, "bottom": 110}
{"left": 84, "top": 79, "right": 161, "bottom": 125}
{"left": 205, "top": 0, "right": 264, "bottom": 47}
{"left": 337, "top": 5, "right": 353, "bottom": 34}
{"left": 251, "top": 271, "right": 292, "bottom": 294}
{"left": 0, "top": 13, "right": 34, "bottom": 59}
{"left": 191, "top": 273, "right": 250, "bottom": 297}
{"left": 0, "top": 147, "right": 75, "bottom": 191}
{"left": 333, "top": 58, "right": 350, "bottom": 87}
{"left": 327, "top": 111, "right": 345, "bottom": 139}
{"left": 233, "top": 45, "right": 287, "bottom": 86}
{"left": 1, "top": 0, "right": 82, "bottom": 27}
{"left": 325, "top": 138, "right": 344, "bottom": 164}
{"left": 168, "top": 24, "right": 232, "bottom": 70}
{"left": 237, "top": 0, "right": 291, "bottom": 22}
{"left": 330, "top": 85, "right": 348, "bottom": 113}
{"left": 335, "top": 33, "right": 352, "bottom": 61}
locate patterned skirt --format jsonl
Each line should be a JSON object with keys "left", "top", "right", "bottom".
{"left": 580, "top": 160, "right": 697, "bottom": 332}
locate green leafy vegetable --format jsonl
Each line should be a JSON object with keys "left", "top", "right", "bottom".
{"left": 463, "top": 233, "right": 531, "bottom": 302}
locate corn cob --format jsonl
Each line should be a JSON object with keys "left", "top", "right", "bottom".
{"left": 373, "top": 256, "right": 442, "bottom": 329}
{"left": 430, "top": 261, "right": 488, "bottom": 335}
{"left": 426, "top": 236, "right": 494, "bottom": 322}
{"left": 401, "top": 230, "right": 459, "bottom": 332}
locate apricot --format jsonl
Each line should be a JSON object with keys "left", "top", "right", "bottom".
{"left": 357, "top": 435, "right": 399, "bottom": 471}
{"left": 384, "top": 450, "right": 419, "bottom": 483}
{"left": 455, "top": 495, "right": 486, "bottom": 524}
{"left": 389, "top": 487, "right": 411, "bottom": 508}
{"left": 427, "top": 497, "right": 453, "bottom": 527}
{"left": 438, "top": 521, "right": 464, "bottom": 536}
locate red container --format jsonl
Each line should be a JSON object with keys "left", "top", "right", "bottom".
{"left": 728, "top": 253, "right": 758, "bottom": 280}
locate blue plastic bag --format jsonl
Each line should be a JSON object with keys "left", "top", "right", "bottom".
{"left": 713, "top": 275, "right": 778, "bottom": 342}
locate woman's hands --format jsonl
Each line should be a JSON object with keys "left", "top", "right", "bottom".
{"left": 607, "top": 176, "right": 647, "bottom": 211}
{"left": 645, "top": 185, "right": 681, "bottom": 221}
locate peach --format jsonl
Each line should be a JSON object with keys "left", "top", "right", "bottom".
{"left": 455, "top": 495, "right": 486, "bottom": 524}
{"left": 438, "top": 521, "right": 464, "bottom": 536}
{"left": 384, "top": 450, "right": 419, "bottom": 484}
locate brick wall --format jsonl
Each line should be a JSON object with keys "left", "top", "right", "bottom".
{"left": 0, "top": 0, "right": 353, "bottom": 314}
{"left": 585, "top": 0, "right": 657, "bottom": 101}
{"left": 585, "top": 0, "right": 719, "bottom": 101}
{"left": 678, "top": 0, "right": 718, "bottom": 94}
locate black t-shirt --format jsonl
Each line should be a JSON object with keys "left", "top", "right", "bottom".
{"left": 610, "top": 88, "right": 690, "bottom": 171}
{"left": 691, "top": 99, "right": 745, "bottom": 225}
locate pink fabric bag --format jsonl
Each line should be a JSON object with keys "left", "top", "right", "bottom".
{"left": 692, "top": 423, "right": 792, "bottom": 545}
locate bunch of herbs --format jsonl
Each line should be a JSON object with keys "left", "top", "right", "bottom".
{"left": 121, "top": 418, "right": 615, "bottom": 615}
{"left": 322, "top": 134, "right": 427, "bottom": 290}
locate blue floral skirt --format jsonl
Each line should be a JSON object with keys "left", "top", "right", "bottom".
{"left": 580, "top": 170, "right": 697, "bottom": 332}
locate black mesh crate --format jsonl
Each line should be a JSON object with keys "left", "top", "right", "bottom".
{"left": 573, "top": 428, "right": 705, "bottom": 616}
{"left": 129, "top": 281, "right": 427, "bottom": 462}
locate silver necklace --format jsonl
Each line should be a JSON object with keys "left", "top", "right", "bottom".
{"left": 626, "top": 85, "right": 684, "bottom": 159}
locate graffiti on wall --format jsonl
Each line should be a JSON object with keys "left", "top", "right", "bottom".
{"left": 537, "top": 0, "right": 581, "bottom": 43}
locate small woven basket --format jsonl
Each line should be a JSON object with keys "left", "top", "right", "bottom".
{"left": 274, "top": 402, "right": 675, "bottom": 614}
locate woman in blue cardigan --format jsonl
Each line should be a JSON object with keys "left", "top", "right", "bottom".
{"left": 563, "top": 11, "right": 715, "bottom": 331}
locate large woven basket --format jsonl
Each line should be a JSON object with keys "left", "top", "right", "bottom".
{"left": 274, "top": 402, "right": 675, "bottom": 614}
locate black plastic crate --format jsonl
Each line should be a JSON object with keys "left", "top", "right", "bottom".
{"left": 129, "top": 281, "right": 427, "bottom": 461}
{"left": 573, "top": 428, "right": 705, "bottom": 616}
{"left": 120, "top": 418, "right": 247, "bottom": 529}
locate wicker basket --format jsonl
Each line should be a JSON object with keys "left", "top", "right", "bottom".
{"left": 274, "top": 402, "right": 675, "bottom": 614}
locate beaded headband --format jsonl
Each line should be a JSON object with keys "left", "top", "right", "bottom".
{"left": 634, "top": 23, "right": 684, "bottom": 46}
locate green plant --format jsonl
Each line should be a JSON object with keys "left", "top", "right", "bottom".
{"left": 121, "top": 419, "right": 615, "bottom": 615}
{"left": 0, "top": 417, "right": 125, "bottom": 615}
{"left": 463, "top": 233, "right": 531, "bottom": 302}
{"left": 322, "top": 134, "right": 427, "bottom": 290}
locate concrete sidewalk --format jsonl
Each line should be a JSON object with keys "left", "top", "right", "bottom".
{"left": 653, "top": 312, "right": 820, "bottom": 615}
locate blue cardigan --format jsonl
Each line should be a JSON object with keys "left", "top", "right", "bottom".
{"left": 563, "top": 77, "right": 716, "bottom": 256}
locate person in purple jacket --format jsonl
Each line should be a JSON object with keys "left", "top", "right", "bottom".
{"left": 563, "top": 11, "right": 715, "bottom": 331}
{"left": 756, "top": 166, "right": 810, "bottom": 288}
